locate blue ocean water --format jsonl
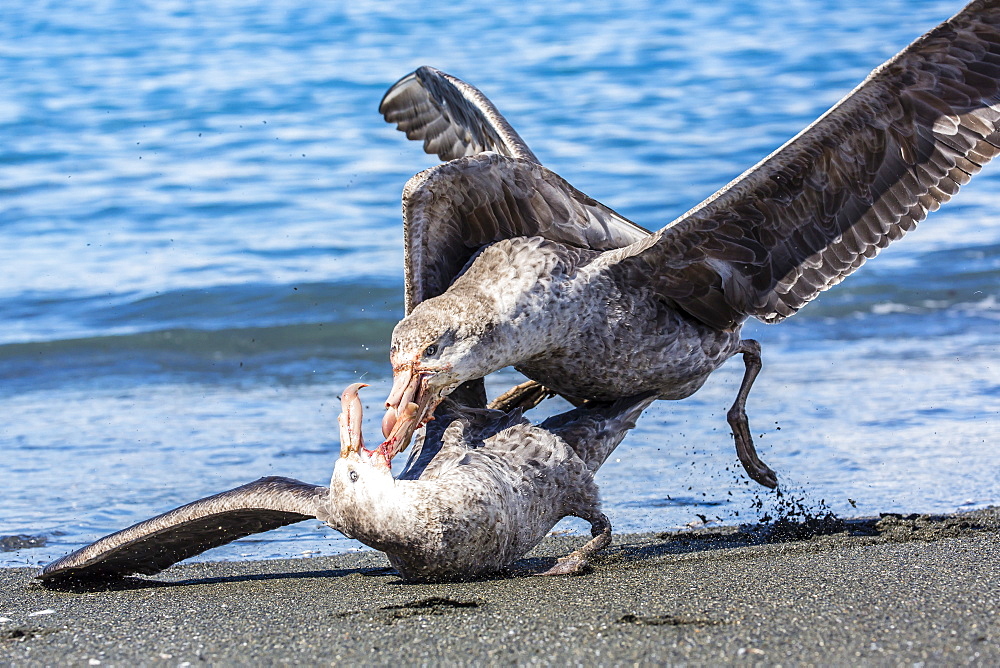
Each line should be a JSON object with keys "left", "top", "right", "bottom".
{"left": 1, "top": 0, "right": 997, "bottom": 568}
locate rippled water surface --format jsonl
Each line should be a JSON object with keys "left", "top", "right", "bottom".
{"left": 2, "top": 0, "right": 998, "bottom": 568}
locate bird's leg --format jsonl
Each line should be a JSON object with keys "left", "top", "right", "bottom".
{"left": 536, "top": 512, "right": 612, "bottom": 577}
{"left": 727, "top": 339, "right": 778, "bottom": 489}
{"left": 488, "top": 380, "right": 556, "bottom": 412}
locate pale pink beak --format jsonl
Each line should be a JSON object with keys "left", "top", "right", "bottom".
{"left": 338, "top": 382, "right": 412, "bottom": 472}
{"left": 338, "top": 382, "right": 368, "bottom": 459}
{"left": 380, "top": 363, "right": 444, "bottom": 462}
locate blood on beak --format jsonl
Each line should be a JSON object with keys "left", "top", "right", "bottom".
{"left": 382, "top": 366, "right": 419, "bottom": 438}
{"left": 338, "top": 383, "right": 395, "bottom": 472}
{"left": 380, "top": 366, "right": 444, "bottom": 461}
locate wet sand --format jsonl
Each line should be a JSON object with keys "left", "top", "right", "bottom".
{"left": 2, "top": 508, "right": 998, "bottom": 665}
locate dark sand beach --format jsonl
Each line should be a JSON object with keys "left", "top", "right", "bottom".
{"left": 2, "top": 508, "right": 998, "bottom": 665}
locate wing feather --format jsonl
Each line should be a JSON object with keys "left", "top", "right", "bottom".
{"left": 380, "top": 66, "right": 539, "bottom": 163}
{"left": 614, "top": 0, "right": 1000, "bottom": 329}
{"left": 401, "top": 153, "right": 651, "bottom": 311}
{"left": 38, "top": 477, "right": 326, "bottom": 582}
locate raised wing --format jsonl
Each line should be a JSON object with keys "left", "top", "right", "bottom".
{"left": 614, "top": 0, "right": 1000, "bottom": 330}
{"left": 38, "top": 477, "right": 326, "bottom": 582}
{"left": 380, "top": 66, "right": 539, "bottom": 163}
{"left": 402, "top": 152, "right": 651, "bottom": 312}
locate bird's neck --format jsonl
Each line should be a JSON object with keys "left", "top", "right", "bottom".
{"left": 324, "top": 479, "right": 431, "bottom": 551}
{"left": 448, "top": 237, "right": 597, "bottom": 374}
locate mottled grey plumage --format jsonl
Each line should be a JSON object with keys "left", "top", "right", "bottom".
{"left": 379, "top": 1, "right": 1000, "bottom": 489}
{"left": 38, "top": 388, "right": 654, "bottom": 584}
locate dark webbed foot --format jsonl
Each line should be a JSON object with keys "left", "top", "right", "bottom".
{"left": 536, "top": 512, "right": 611, "bottom": 577}
{"left": 727, "top": 339, "right": 778, "bottom": 489}
{"left": 488, "top": 380, "right": 556, "bottom": 412}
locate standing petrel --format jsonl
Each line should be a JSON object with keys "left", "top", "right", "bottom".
{"left": 376, "top": 0, "right": 1000, "bottom": 489}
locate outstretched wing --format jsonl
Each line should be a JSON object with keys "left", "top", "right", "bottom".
{"left": 38, "top": 477, "right": 327, "bottom": 582}
{"left": 380, "top": 66, "right": 539, "bottom": 163}
{"left": 611, "top": 0, "right": 1000, "bottom": 331}
{"left": 402, "top": 152, "right": 651, "bottom": 312}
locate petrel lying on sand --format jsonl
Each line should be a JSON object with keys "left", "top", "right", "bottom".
{"left": 376, "top": 0, "right": 1000, "bottom": 489}
{"left": 38, "top": 384, "right": 654, "bottom": 584}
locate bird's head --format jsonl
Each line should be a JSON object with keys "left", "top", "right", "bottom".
{"left": 379, "top": 291, "right": 510, "bottom": 459}
{"left": 330, "top": 383, "right": 419, "bottom": 543}
{"left": 380, "top": 237, "right": 565, "bottom": 460}
{"left": 332, "top": 383, "right": 398, "bottom": 502}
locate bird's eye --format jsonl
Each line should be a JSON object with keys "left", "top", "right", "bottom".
{"left": 349, "top": 470, "right": 359, "bottom": 483}
{"left": 423, "top": 344, "right": 438, "bottom": 357}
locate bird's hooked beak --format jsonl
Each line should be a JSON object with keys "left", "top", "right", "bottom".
{"left": 380, "top": 362, "right": 445, "bottom": 461}
{"left": 339, "top": 382, "right": 416, "bottom": 473}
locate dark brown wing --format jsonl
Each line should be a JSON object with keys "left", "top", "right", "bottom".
{"left": 540, "top": 393, "right": 657, "bottom": 472}
{"left": 37, "top": 477, "right": 326, "bottom": 582}
{"left": 402, "top": 152, "right": 651, "bottom": 311}
{"left": 613, "top": 0, "right": 1000, "bottom": 330}
{"left": 380, "top": 66, "right": 539, "bottom": 163}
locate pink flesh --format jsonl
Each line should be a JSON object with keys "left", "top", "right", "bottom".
{"left": 381, "top": 365, "right": 422, "bottom": 439}
{"left": 385, "top": 366, "right": 414, "bottom": 409}
{"left": 380, "top": 390, "right": 443, "bottom": 462}
{"left": 381, "top": 408, "right": 397, "bottom": 439}
{"left": 374, "top": 401, "right": 419, "bottom": 466}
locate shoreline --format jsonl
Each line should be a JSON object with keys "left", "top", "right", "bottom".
{"left": 2, "top": 507, "right": 998, "bottom": 665}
